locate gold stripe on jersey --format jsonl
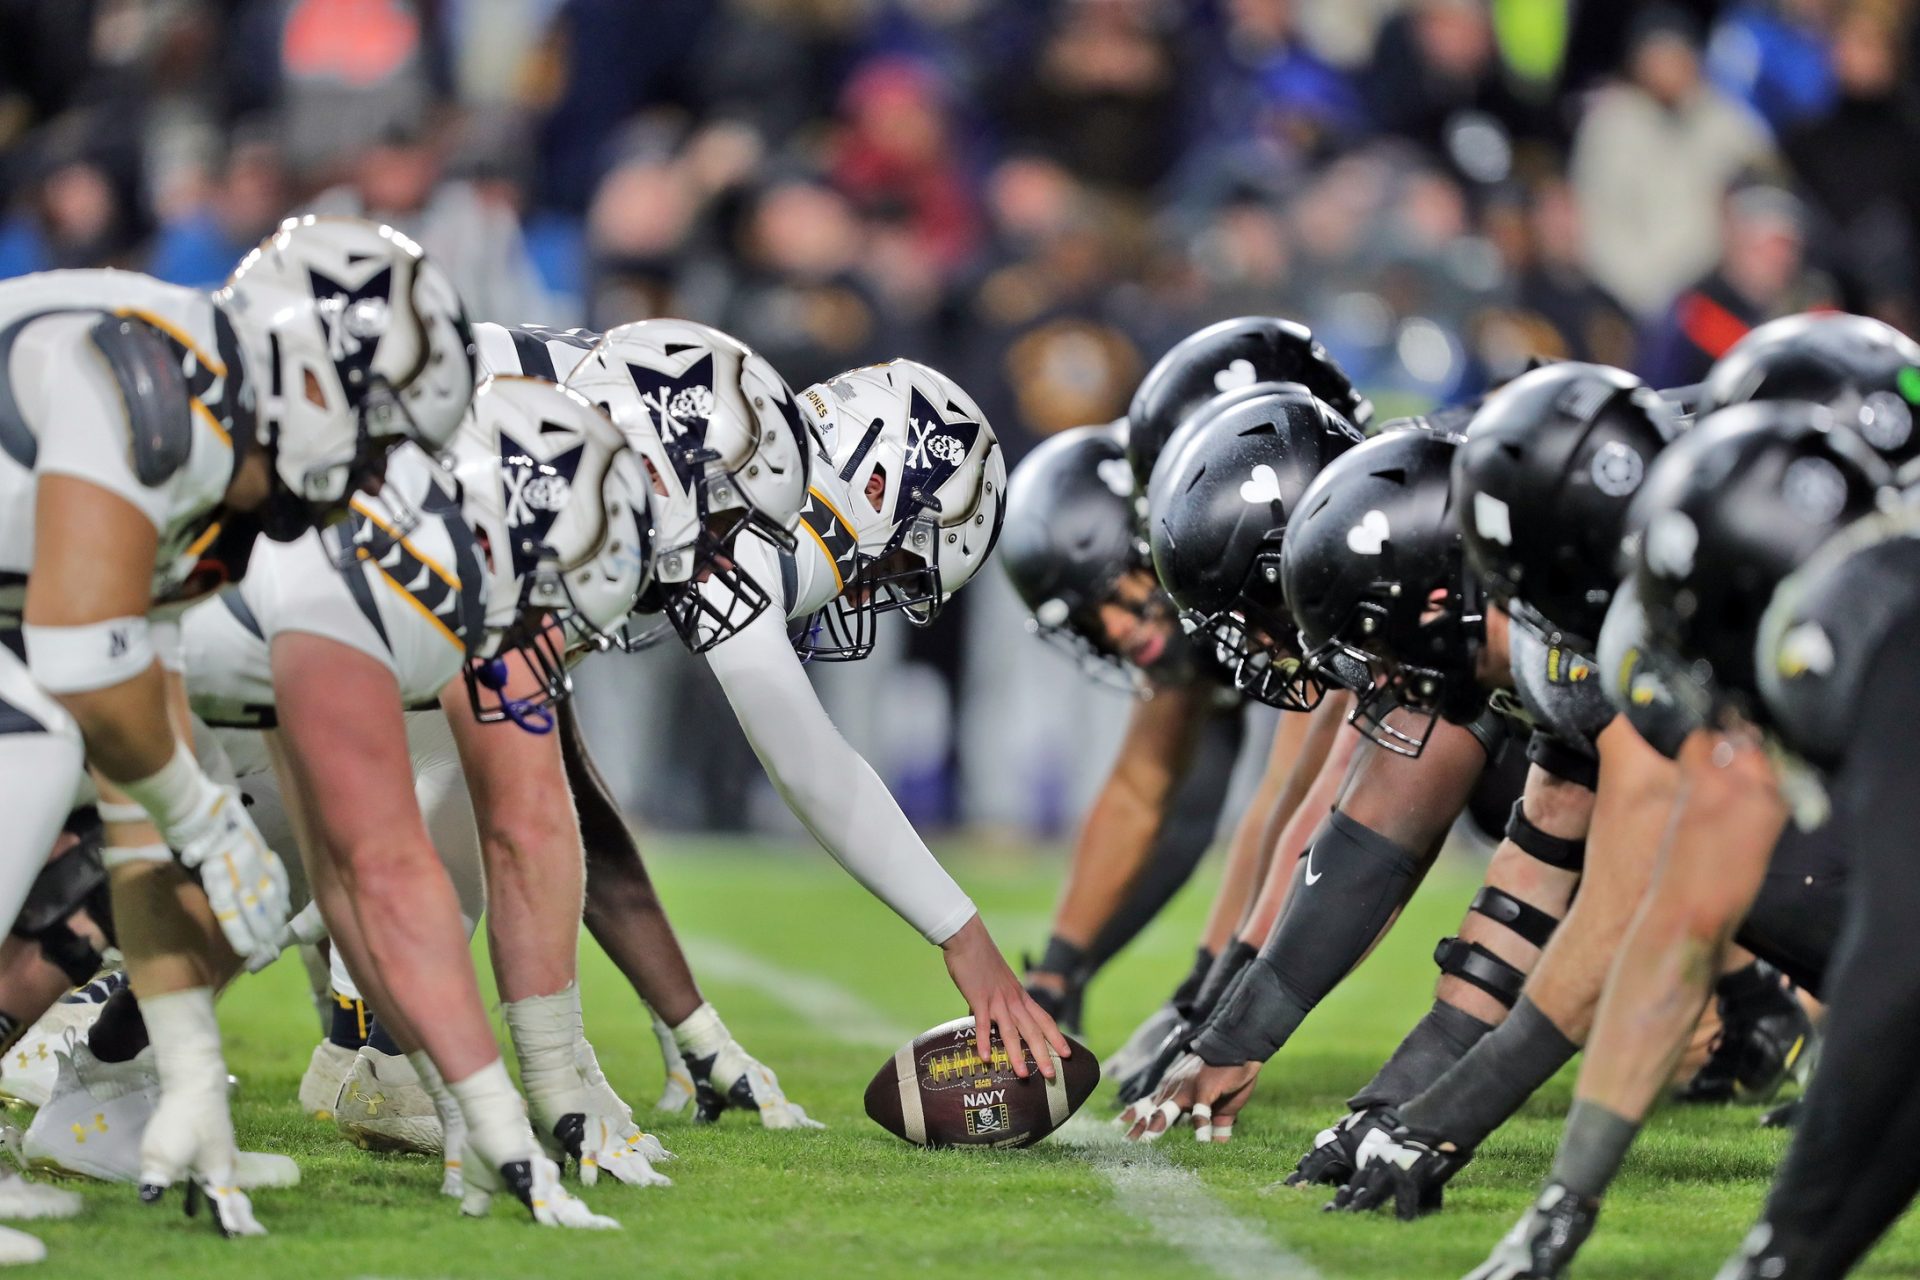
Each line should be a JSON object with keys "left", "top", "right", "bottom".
{"left": 348, "top": 500, "right": 466, "bottom": 653}
{"left": 797, "top": 486, "right": 861, "bottom": 593}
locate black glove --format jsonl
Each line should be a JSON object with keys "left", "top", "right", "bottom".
{"left": 1116, "top": 1019, "right": 1195, "bottom": 1105}
{"left": 1329, "top": 1123, "right": 1472, "bottom": 1220}
{"left": 1284, "top": 1106, "right": 1397, "bottom": 1188}
{"left": 1462, "top": 1183, "right": 1600, "bottom": 1279}
{"left": 1712, "top": 1223, "right": 1815, "bottom": 1280}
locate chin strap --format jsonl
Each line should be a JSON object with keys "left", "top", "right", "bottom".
{"left": 473, "top": 658, "right": 556, "bottom": 735}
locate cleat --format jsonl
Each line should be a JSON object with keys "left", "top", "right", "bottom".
{"left": 332, "top": 1048, "right": 442, "bottom": 1155}
{"left": 1677, "top": 965, "right": 1814, "bottom": 1106}
{"left": 0, "top": 977, "right": 122, "bottom": 1108}
{"left": 0, "top": 1225, "right": 44, "bottom": 1265}
{"left": 298, "top": 1040, "right": 356, "bottom": 1122}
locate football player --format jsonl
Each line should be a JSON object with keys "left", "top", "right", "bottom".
{"left": 0, "top": 215, "right": 474, "bottom": 1251}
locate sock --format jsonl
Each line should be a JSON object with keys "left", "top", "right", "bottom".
{"left": 1399, "top": 997, "right": 1579, "bottom": 1149}
{"left": 328, "top": 992, "right": 370, "bottom": 1051}
{"left": 446, "top": 1058, "right": 535, "bottom": 1168}
{"left": 87, "top": 986, "right": 150, "bottom": 1063}
{"left": 1348, "top": 1000, "right": 1497, "bottom": 1111}
{"left": 1548, "top": 1099, "right": 1642, "bottom": 1200}
{"left": 366, "top": 1018, "right": 403, "bottom": 1057}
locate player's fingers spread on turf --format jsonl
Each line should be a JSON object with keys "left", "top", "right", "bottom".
{"left": 1210, "top": 1114, "right": 1235, "bottom": 1143}
{"left": 1191, "top": 1102, "right": 1213, "bottom": 1142}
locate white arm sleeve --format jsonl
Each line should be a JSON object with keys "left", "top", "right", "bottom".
{"left": 704, "top": 587, "right": 977, "bottom": 944}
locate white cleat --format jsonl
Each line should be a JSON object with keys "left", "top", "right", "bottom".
{"left": 22, "top": 1052, "right": 295, "bottom": 1189}
{"left": 0, "top": 1167, "right": 80, "bottom": 1221}
{"left": 298, "top": 1041, "right": 357, "bottom": 1122}
{"left": 333, "top": 1048, "right": 442, "bottom": 1155}
{"left": 0, "top": 975, "right": 125, "bottom": 1108}
{"left": 0, "top": 1225, "right": 43, "bottom": 1266}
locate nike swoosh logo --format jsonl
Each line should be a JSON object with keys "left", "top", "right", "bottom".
{"left": 1303, "top": 849, "right": 1323, "bottom": 886}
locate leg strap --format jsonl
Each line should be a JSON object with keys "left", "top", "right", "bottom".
{"left": 1468, "top": 885, "right": 1559, "bottom": 949}
{"left": 1526, "top": 731, "right": 1600, "bottom": 791}
{"left": 1505, "top": 799, "right": 1588, "bottom": 870}
{"left": 1434, "top": 936, "right": 1528, "bottom": 1009}
{"left": 12, "top": 811, "right": 112, "bottom": 984}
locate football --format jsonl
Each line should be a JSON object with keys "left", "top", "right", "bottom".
{"left": 864, "top": 1016, "right": 1100, "bottom": 1148}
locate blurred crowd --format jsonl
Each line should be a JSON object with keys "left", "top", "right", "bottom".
{"left": 8, "top": 0, "right": 1918, "bottom": 834}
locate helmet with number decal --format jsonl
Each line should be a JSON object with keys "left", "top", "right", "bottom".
{"left": 566, "top": 319, "right": 809, "bottom": 652}
{"left": 450, "top": 376, "right": 654, "bottom": 729}
{"left": 217, "top": 216, "right": 477, "bottom": 532}
{"left": 1699, "top": 312, "right": 1920, "bottom": 468}
{"left": 1128, "top": 316, "right": 1370, "bottom": 497}
{"left": 787, "top": 359, "right": 1005, "bottom": 661}
{"left": 1455, "top": 362, "right": 1680, "bottom": 650}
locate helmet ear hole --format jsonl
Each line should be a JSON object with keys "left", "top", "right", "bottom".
{"left": 302, "top": 366, "right": 328, "bottom": 409}
{"left": 865, "top": 465, "right": 887, "bottom": 512}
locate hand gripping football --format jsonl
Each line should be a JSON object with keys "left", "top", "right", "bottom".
{"left": 864, "top": 1017, "right": 1099, "bottom": 1148}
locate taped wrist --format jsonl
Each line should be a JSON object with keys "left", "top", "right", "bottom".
{"left": 1399, "top": 996, "right": 1579, "bottom": 1148}
{"left": 1193, "top": 812, "right": 1422, "bottom": 1064}
{"left": 448, "top": 1058, "right": 537, "bottom": 1166}
{"left": 504, "top": 984, "right": 586, "bottom": 1112}
{"left": 1170, "top": 947, "right": 1216, "bottom": 1011}
{"left": 1505, "top": 799, "right": 1587, "bottom": 871}
{"left": 671, "top": 1002, "right": 731, "bottom": 1060}
{"left": 118, "top": 742, "right": 221, "bottom": 846}
{"left": 1348, "top": 1000, "right": 1497, "bottom": 1111}
{"left": 142, "top": 987, "right": 227, "bottom": 1100}
{"left": 1185, "top": 939, "right": 1256, "bottom": 1022}
{"left": 23, "top": 616, "right": 154, "bottom": 694}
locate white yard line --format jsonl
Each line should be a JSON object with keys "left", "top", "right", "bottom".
{"left": 682, "top": 935, "right": 1321, "bottom": 1280}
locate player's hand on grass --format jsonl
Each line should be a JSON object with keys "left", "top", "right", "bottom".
{"left": 942, "top": 915, "right": 1071, "bottom": 1082}
{"left": 1115, "top": 1018, "right": 1192, "bottom": 1105}
{"left": 650, "top": 1012, "right": 697, "bottom": 1114}
{"left": 672, "top": 1002, "right": 825, "bottom": 1129}
{"left": 1118, "top": 1052, "right": 1259, "bottom": 1143}
{"left": 1282, "top": 1106, "right": 1398, "bottom": 1188}
{"left": 1463, "top": 1183, "right": 1599, "bottom": 1279}
{"left": 1330, "top": 1123, "right": 1469, "bottom": 1219}
{"left": 460, "top": 1151, "right": 620, "bottom": 1229}
{"left": 138, "top": 1086, "right": 265, "bottom": 1237}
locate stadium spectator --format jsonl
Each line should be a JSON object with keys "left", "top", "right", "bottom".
{"left": 1706, "top": 0, "right": 1842, "bottom": 134}
{"left": 1572, "top": 5, "right": 1776, "bottom": 317}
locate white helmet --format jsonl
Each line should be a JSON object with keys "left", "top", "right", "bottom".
{"left": 565, "top": 319, "right": 810, "bottom": 650}
{"left": 217, "top": 215, "right": 477, "bottom": 532}
{"left": 450, "top": 376, "right": 654, "bottom": 729}
{"left": 792, "top": 359, "right": 1005, "bottom": 659}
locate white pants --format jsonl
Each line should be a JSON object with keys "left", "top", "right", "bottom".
{"left": 0, "top": 643, "right": 85, "bottom": 936}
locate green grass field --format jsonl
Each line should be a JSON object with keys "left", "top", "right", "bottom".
{"left": 18, "top": 839, "right": 1919, "bottom": 1279}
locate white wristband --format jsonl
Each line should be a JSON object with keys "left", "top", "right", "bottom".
{"left": 23, "top": 616, "right": 155, "bottom": 694}
{"left": 118, "top": 742, "right": 218, "bottom": 840}
{"left": 100, "top": 841, "right": 171, "bottom": 869}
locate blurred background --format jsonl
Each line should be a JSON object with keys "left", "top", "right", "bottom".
{"left": 10, "top": 0, "right": 1915, "bottom": 838}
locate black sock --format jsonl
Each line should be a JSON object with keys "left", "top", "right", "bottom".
{"left": 365, "top": 1017, "right": 402, "bottom": 1057}
{"left": 1548, "top": 1099, "right": 1642, "bottom": 1200}
{"left": 87, "top": 987, "right": 150, "bottom": 1064}
{"left": 328, "top": 992, "right": 371, "bottom": 1051}
{"left": 1399, "top": 996, "right": 1578, "bottom": 1148}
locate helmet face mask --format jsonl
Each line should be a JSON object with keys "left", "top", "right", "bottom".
{"left": 567, "top": 321, "right": 809, "bottom": 654}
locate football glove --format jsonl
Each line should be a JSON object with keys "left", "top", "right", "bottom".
{"left": 1329, "top": 1122, "right": 1471, "bottom": 1220}
{"left": 1283, "top": 1106, "right": 1398, "bottom": 1189}
{"left": 650, "top": 1011, "right": 696, "bottom": 1115}
{"left": 459, "top": 1151, "right": 620, "bottom": 1229}
{"left": 674, "top": 1004, "right": 823, "bottom": 1130}
{"left": 137, "top": 1084, "right": 264, "bottom": 1238}
{"left": 168, "top": 786, "right": 291, "bottom": 968}
{"left": 1465, "top": 1184, "right": 1601, "bottom": 1280}
{"left": 1713, "top": 1223, "right": 1815, "bottom": 1280}
{"left": 1115, "top": 1019, "right": 1192, "bottom": 1105}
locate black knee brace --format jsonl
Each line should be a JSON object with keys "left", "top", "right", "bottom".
{"left": 1193, "top": 812, "right": 1422, "bottom": 1065}
{"left": 1505, "top": 798, "right": 1587, "bottom": 871}
{"left": 12, "top": 811, "right": 114, "bottom": 984}
{"left": 1526, "top": 731, "right": 1600, "bottom": 791}
{"left": 1432, "top": 886, "right": 1559, "bottom": 1010}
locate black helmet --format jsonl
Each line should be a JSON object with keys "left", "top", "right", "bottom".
{"left": 1001, "top": 421, "right": 1173, "bottom": 689}
{"left": 1627, "top": 400, "right": 1890, "bottom": 713}
{"left": 1455, "top": 362, "right": 1680, "bottom": 650}
{"left": 1700, "top": 312, "right": 1920, "bottom": 468}
{"left": 1147, "top": 384, "right": 1363, "bottom": 709}
{"left": 1127, "top": 316, "right": 1370, "bottom": 495}
{"left": 1282, "top": 428, "right": 1481, "bottom": 756}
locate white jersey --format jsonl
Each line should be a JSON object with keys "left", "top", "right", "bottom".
{"left": 474, "top": 321, "right": 600, "bottom": 383}
{"left": 183, "top": 446, "right": 485, "bottom": 729}
{"left": 0, "top": 270, "right": 249, "bottom": 629}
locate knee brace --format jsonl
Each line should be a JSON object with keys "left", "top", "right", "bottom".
{"left": 12, "top": 810, "right": 115, "bottom": 984}
{"left": 1433, "top": 886, "right": 1559, "bottom": 1010}
{"left": 1505, "top": 798, "right": 1587, "bottom": 871}
{"left": 1526, "top": 731, "right": 1599, "bottom": 791}
{"left": 1193, "top": 812, "right": 1422, "bottom": 1065}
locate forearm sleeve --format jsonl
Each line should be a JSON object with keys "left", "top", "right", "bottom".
{"left": 705, "top": 607, "right": 976, "bottom": 944}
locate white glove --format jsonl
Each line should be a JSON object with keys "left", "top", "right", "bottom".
{"left": 137, "top": 1085, "right": 264, "bottom": 1238}
{"left": 170, "top": 787, "right": 291, "bottom": 967}
{"left": 650, "top": 1011, "right": 695, "bottom": 1115}
{"left": 459, "top": 1151, "right": 620, "bottom": 1229}
{"left": 575, "top": 1036, "right": 672, "bottom": 1164}
{"left": 674, "top": 1003, "right": 824, "bottom": 1130}
{"left": 243, "top": 900, "right": 328, "bottom": 975}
